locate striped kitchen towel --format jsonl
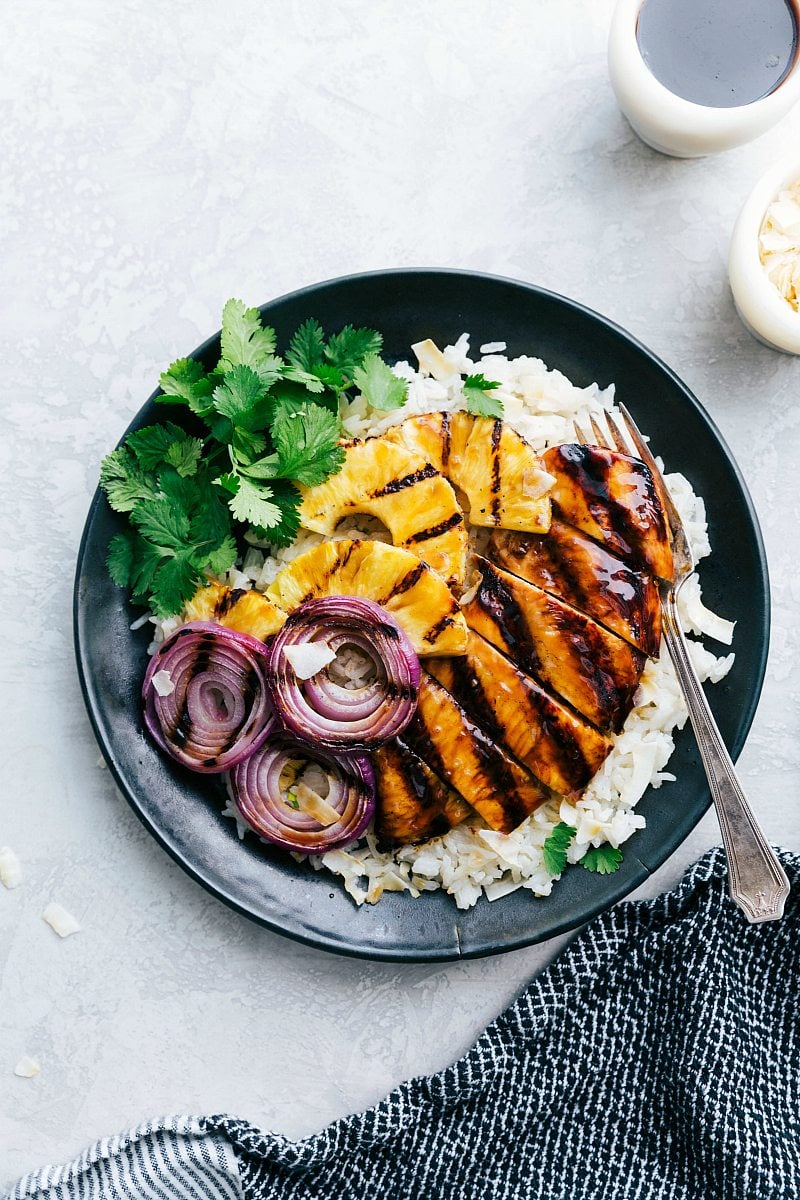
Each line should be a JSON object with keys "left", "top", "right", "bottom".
{"left": 6, "top": 846, "right": 799, "bottom": 1200}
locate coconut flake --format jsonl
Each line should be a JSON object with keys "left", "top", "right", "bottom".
{"left": 282, "top": 642, "right": 337, "bottom": 680}
{"left": 459, "top": 573, "right": 483, "bottom": 607}
{"left": 411, "top": 338, "right": 459, "bottom": 382}
{"left": 294, "top": 783, "right": 341, "bottom": 827}
{"left": 42, "top": 902, "right": 82, "bottom": 938}
{"left": 14, "top": 1056, "right": 40, "bottom": 1079}
{"left": 759, "top": 178, "right": 800, "bottom": 311}
{"left": 0, "top": 846, "right": 22, "bottom": 889}
{"left": 151, "top": 669, "right": 175, "bottom": 697}
{"left": 522, "top": 467, "right": 556, "bottom": 499}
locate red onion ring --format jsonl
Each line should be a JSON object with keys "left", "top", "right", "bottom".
{"left": 143, "top": 621, "right": 275, "bottom": 773}
{"left": 229, "top": 736, "right": 375, "bottom": 853}
{"left": 264, "top": 596, "right": 420, "bottom": 749}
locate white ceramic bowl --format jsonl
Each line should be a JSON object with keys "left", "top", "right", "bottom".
{"left": 729, "top": 154, "right": 800, "bottom": 354}
{"left": 608, "top": 0, "right": 800, "bottom": 157}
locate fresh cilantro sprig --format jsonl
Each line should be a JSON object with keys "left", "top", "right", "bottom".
{"left": 542, "top": 822, "right": 577, "bottom": 876}
{"left": 101, "top": 300, "right": 404, "bottom": 617}
{"left": 102, "top": 427, "right": 237, "bottom": 617}
{"left": 463, "top": 373, "right": 503, "bottom": 419}
{"left": 541, "top": 822, "right": 625, "bottom": 879}
{"left": 581, "top": 845, "right": 623, "bottom": 875}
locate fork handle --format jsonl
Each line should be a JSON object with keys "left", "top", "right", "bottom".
{"left": 659, "top": 583, "right": 790, "bottom": 923}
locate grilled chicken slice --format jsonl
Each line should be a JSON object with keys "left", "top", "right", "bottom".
{"left": 298, "top": 437, "right": 467, "bottom": 588}
{"left": 373, "top": 738, "right": 472, "bottom": 847}
{"left": 428, "top": 632, "right": 612, "bottom": 796}
{"left": 463, "top": 558, "right": 645, "bottom": 732}
{"left": 403, "top": 672, "right": 549, "bottom": 834}
{"left": 386, "top": 411, "right": 553, "bottom": 533}
{"left": 489, "top": 522, "right": 661, "bottom": 657}
{"left": 265, "top": 539, "right": 468, "bottom": 656}
{"left": 541, "top": 444, "right": 673, "bottom": 580}
{"left": 184, "top": 582, "right": 286, "bottom": 640}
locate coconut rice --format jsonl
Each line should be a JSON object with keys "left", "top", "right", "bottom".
{"left": 145, "top": 334, "right": 735, "bottom": 910}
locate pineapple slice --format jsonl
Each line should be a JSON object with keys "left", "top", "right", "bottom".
{"left": 265, "top": 539, "right": 467, "bottom": 657}
{"left": 184, "top": 582, "right": 286, "bottom": 640}
{"left": 298, "top": 438, "right": 467, "bottom": 589}
{"left": 387, "top": 412, "right": 553, "bottom": 533}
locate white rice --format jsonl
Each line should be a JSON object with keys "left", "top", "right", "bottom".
{"left": 149, "top": 333, "right": 736, "bottom": 910}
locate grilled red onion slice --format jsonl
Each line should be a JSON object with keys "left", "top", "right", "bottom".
{"left": 229, "top": 736, "right": 375, "bottom": 853}
{"left": 143, "top": 621, "right": 275, "bottom": 773}
{"left": 264, "top": 596, "right": 420, "bottom": 749}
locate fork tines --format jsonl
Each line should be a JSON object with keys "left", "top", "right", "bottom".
{"left": 572, "top": 410, "right": 634, "bottom": 456}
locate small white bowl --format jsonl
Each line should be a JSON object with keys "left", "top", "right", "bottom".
{"left": 729, "top": 154, "right": 800, "bottom": 354}
{"left": 608, "top": 0, "right": 800, "bottom": 157}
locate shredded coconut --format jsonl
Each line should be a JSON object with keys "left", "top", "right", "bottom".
{"left": 0, "top": 846, "right": 22, "bottom": 889}
{"left": 42, "top": 902, "right": 82, "bottom": 938}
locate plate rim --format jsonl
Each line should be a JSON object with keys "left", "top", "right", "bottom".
{"left": 73, "top": 267, "right": 771, "bottom": 962}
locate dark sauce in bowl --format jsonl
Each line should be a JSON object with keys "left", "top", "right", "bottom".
{"left": 636, "top": 0, "right": 799, "bottom": 108}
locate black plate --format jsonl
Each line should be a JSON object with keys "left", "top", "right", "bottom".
{"left": 74, "top": 269, "right": 770, "bottom": 962}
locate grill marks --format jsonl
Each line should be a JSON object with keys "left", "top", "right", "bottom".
{"left": 300, "top": 541, "right": 357, "bottom": 604}
{"left": 542, "top": 444, "right": 673, "bottom": 580}
{"left": 441, "top": 412, "right": 452, "bottom": 470}
{"left": 489, "top": 522, "right": 662, "bottom": 657}
{"left": 374, "top": 738, "right": 472, "bottom": 847}
{"left": 463, "top": 558, "right": 645, "bottom": 733}
{"left": 428, "top": 633, "right": 612, "bottom": 796}
{"left": 169, "top": 639, "right": 211, "bottom": 750}
{"left": 382, "top": 561, "right": 426, "bottom": 601}
{"left": 404, "top": 510, "right": 464, "bottom": 546}
{"left": 403, "top": 673, "right": 548, "bottom": 834}
{"left": 489, "top": 419, "right": 503, "bottom": 522}
{"left": 370, "top": 463, "right": 438, "bottom": 497}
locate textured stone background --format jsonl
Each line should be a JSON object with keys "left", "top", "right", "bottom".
{"left": 1, "top": 0, "right": 799, "bottom": 1184}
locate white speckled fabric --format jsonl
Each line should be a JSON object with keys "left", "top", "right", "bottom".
{"left": 8, "top": 848, "right": 798, "bottom": 1200}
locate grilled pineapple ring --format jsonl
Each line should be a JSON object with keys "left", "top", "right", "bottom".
{"left": 387, "top": 411, "right": 553, "bottom": 533}
{"left": 184, "top": 581, "right": 287, "bottom": 640}
{"left": 265, "top": 539, "right": 468, "bottom": 657}
{"left": 298, "top": 439, "right": 467, "bottom": 589}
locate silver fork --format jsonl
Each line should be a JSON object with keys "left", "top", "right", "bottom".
{"left": 573, "top": 404, "right": 789, "bottom": 923}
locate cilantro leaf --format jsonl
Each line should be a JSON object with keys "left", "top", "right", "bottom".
{"left": 324, "top": 325, "right": 382, "bottom": 376}
{"left": 312, "top": 363, "right": 346, "bottom": 391}
{"left": 100, "top": 448, "right": 160, "bottom": 513}
{"left": 240, "top": 452, "right": 279, "bottom": 480}
{"left": 151, "top": 554, "right": 200, "bottom": 619}
{"left": 126, "top": 423, "right": 182, "bottom": 470}
{"left": 165, "top": 437, "right": 202, "bottom": 477}
{"left": 228, "top": 476, "right": 282, "bottom": 529}
{"left": 282, "top": 364, "right": 325, "bottom": 393}
{"left": 130, "top": 540, "right": 163, "bottom": 601}
{"left": 158, "top": 358, "right": 215, "bottom": 416}
{"left": 211, "top": 365, "right": 273, "bottom": 460}
{"left": 352, "top": 354, "right": 408, "bottom": 411}
{"left": 581, "top": 845, "right": 623, "bottom": 875}
{"left": 463, "top": 373, "right": 503, "bottom": 418}
{"left": 219, "top": 299, "right": 277, "bottom": 374}
{"left": 250, "top": 480, "right": 302, "bottom": 547}
{"left": 212, "top": 364, "right": 270, "bottom": 429}
{"left": 130, "top": 498, "right": 190, "bottom": 550}
{"left": 542, "top": 822, "right": 577, "bottom": 876}
{"left": 125, "top": 423, "right": 203, "bottom": 478}
{"left": 107, "top": 531, "right": 136, "bottom": 588}
{"left": 215, "top": 472, "right": 239, "bottom": 496}
{"left": 271, "top": 399, "right": 345, "bottom": 486}
{"left": 286, "top": 318, "right": 325, "bottom": 373}
{"left": 202, "top": 535, "right": 238, "bottom": 577}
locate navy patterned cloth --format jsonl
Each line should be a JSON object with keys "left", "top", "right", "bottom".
{"left": 7, "top": 847, "right": 799, "bottom": 1200}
